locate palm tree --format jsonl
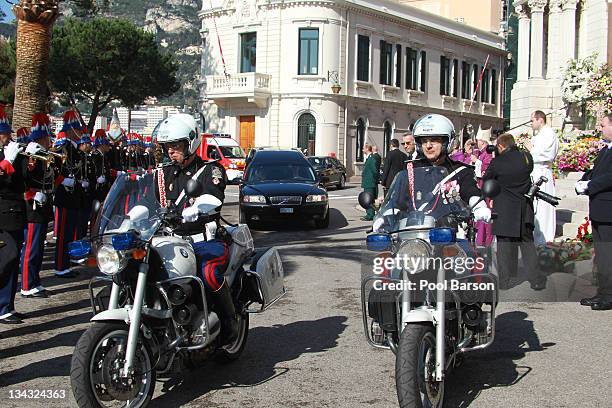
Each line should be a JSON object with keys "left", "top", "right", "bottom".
{"left": 11, "top": 0, "right": 60, "bottom": 129}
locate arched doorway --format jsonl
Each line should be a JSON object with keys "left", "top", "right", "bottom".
{"left": 383, "top": 121, "right": 392, "bottom": 153}
{"left": 356, "top": 118, "right": 366, "bottom": 162}
{"left": 297, "top": 113, "right": 316, "bottom": 155}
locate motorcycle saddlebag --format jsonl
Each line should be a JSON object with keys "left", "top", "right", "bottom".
{"left": 245, "top": 247, "right": 286, "bottom": 313}
{"left": 367, "top": 288, "right": 398, "bottom": 332}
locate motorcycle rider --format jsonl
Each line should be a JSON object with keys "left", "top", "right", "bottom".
{"left": 374, "top": 113, "right": 491, "bottom": 231}
{"left": 154, "top": 114, "right": 238, "bottom": 344}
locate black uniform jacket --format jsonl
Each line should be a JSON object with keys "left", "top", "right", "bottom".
{"left": 156, "top": 156, "right": 227, "bottom": 235}
{"left": 382, "top": 148, "right": 408, "bottom": 188}
{"left": 24, "top": 159, "right": 55, "bottom": 223}
{"left": 581, "top": 146, "right": 612, "bottom": 223}
{"left": 0, "top": 150, "right": 27, "bottom": 232}
{"left": 413, "top": 155, "right": 481, "bottom": 203}
{"left": 483, "top": 146, "right": 534, "bottom": 238}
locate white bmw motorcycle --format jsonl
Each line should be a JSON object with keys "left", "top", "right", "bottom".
{"left": 68, "top": 171, "right": 285, "bottom": 407}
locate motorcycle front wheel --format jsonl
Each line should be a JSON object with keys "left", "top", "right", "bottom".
{"left": 395, "top": 323, "right": 444, "bottom": 408}
{"left": 71, "top": 322, "right": 156, "bottom": 408}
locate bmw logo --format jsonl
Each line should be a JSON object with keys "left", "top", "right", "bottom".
{"left": 179, "top": 249, "right": 189, "bottom": 258}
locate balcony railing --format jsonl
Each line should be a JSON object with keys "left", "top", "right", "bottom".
{"left": 204, "top": 73, "right": 271, "bottom": 107}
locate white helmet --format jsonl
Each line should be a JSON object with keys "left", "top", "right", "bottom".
{"left": 412, "top": 113, "right": 456, "bottom": 155}
{"left": 153, "top": 113, "right": 201, "bottom": 157}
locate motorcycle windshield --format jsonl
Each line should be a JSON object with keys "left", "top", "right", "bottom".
{"left": 375, "top": 166, "right": 470, "bottom": 231}
{"left": 93, "top": 171, "right": 162, "bottom": 242}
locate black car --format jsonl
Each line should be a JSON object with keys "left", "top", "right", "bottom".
{"left": 307, "top": 156, "right": 347, "bottom": 189}
{"left": 239, "top": 150, "right": 329, "bottom": 229}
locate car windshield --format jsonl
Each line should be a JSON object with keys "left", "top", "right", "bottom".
{"left": 307, "top": 157, "right": 326, "bottom": 169}
{"left": 374, "top": 166, "right": 470, "bottom": 232}
{"left": 247, "top": 162, "right": 316, "bottom": 183}
{"left": 92, "top": 171, "right": 162, "bottom": 242}
{"left": 219, "top": 145, "right": 246, "bottom": 159}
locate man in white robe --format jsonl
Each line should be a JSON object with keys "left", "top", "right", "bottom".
{"left": 526, "top": 110, "right": 559, "bottom": 246}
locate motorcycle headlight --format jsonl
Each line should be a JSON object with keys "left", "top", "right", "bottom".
{"left": 97, "top": 245, "right": 126, "bottom": 275}
{"left": 306, "top": 194, "right": 327, "bottom": 202}
{"left": 397, "top": 239, "right": 431, "bottom": 275}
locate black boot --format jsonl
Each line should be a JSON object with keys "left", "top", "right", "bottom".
{"left": 211, "top": 278, "right": 239, "bottom": 345}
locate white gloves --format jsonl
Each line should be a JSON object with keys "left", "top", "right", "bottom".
{"left": 182, "top": 206, "right": 200, "bottom": 223}
{"left": 3, "top": 141, "right": 22, "bottom": 164}
{"left": 373, "top": 217, "right": 385, "bottom": 232}
{"left": 97, "top": 175, "right": 106, "bottom": 184}
{"left": 575, "top": 180, "right": 589, "bottom": 195}
{"left": 34, "top": 192, "right": 47, "bottom": 205}
{"left": 25, "top": 142, "right": 43, "bottom": 155}
{"left": 469, "top": 196, "right": 491, "bottom": 223}
{"left": 81, "top": 180, "right": 90, "bottom": 189}
{"left": 116, "top": 171, "right": 125, "bottom": 177}
{"left": 62, "top": 177, "right": 75, "bottom": 188}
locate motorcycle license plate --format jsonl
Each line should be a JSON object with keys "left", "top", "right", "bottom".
{"left": 280, "top": 207, "right": 294, "bottom": 214}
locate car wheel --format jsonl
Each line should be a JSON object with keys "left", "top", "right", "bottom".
{"left": 239, "top": 207, "right": 246, "bottom": 224}
{"left": 336, "top": 174, "right": 346, "bottom": 190}
{"left": 315, "top": 209, "right": 330, "bottom": 229}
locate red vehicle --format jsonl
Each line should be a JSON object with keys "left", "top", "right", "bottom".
{"left": 197, "top": 133, "right": 247, "bottom": 183}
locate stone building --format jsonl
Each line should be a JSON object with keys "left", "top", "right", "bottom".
{"left": 199, "top": 0, "right": 506, "bottom": 175}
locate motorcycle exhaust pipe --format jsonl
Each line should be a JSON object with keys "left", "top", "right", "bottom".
{"left": 168, "top": 283, "right": 193, "bottom": 306}
{"left": 172, "top": 304, "right": 198, "bottom": 326}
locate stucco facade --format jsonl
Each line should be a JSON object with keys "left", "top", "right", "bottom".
{"left": 199, "top": 0, "right": 506, "bottom": 175}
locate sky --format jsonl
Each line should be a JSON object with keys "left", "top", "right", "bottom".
{"left": 1, "top": 1, "right": 15, "bottom": 22}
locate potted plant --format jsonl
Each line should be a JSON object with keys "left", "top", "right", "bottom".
{"left": 331, "top": 83, "right": 341, "bottom": 94}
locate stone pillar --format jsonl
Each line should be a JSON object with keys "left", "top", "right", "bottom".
{"left": 547, "top": 0, "right": 563, "bottom": 79}
{"left": 516, "top": 4, "right": 531, "bottom": 82}
{"left": 528, "top": 0, "right": 547, "bottom": 79}
{"left": 561, "top": 0, "right": 579, "bottom": 67}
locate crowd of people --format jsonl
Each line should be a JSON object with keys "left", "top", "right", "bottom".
{"left": 0, "top": 106, "right": 158, "bottom": 324}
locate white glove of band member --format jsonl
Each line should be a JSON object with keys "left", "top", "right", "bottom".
{"left": 575, "top": 180, "right": 589, "bottom": 195}
{"left": 97, "top": 175, "right": 106, "bottom": 184}
{"left": 81, "top": 180, "right": 90, "bottom": 189}
{"left": 181, "top": 206, "right": 200, "bottom": 223}
{"left": 25, "top": 142, "right": 43, "bottom": 155}
{"left": 34, "top": 192, "right": 47, "bottom": 205}
{"left": 3, "top": 141, "right": 22, "bottom": 164}
{"left": 373, "top": 217, "right": 385, "bottom": 232}
{"left": 469, "top": 196, "right": 491, "bottom": 223}
{"left": 61, "top": 177, "right": 75, "bottom": 188}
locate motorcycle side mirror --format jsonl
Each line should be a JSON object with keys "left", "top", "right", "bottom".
{"left": 185, "top": 179, "right": 203, "bottom": 198}
{"left": 358, "top": 191, "right": 374, "bottom": 209}
{"left": 482, "top": 179, "right": 501, "bottom": 199}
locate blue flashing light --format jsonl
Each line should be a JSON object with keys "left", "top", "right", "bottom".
{"left": 429, "top": 228, "right": 456, "bottom": 245}
{"left": 366, "top": 234, "right": 392, "bottom": 252}
{"left": 68, "top": 240, "right": 92, "bottom": 258}
{"left": 111, "top": 232, "right": 138, "bottom": 251}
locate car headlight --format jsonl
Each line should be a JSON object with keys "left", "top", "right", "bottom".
{"left": 97, "top": 244, "right": 126, "bottom": 275}
{"left": 306, "top": 194, "right": 327, "bottom": 202}
{"left": 243, "top": 195, "right": 266, "bottom": 203}
{"left": 396, "top": 239, "right": 431, "bottom": 275}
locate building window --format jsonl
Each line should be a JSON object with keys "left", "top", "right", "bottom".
{"left": 298, "top": 28, "right": 319, "bottom": 75}
{"left": 419, "top": 50, "right": 427, "bottom": 92}
{"left": 240, "top": 32, "right": 256, "bottom": 73}
{"left": 357, "top": 35, "right": 370, "bottom": 82}
{"left": 452, "top": 59, "right": 459, "bottom": 98}
{"left": 481, "top": 68, "right": 490, "bottom": 103}
{"left": 440, "top": 56, "right": 451, "bottom": 96}
{"left": 461, "top": 61, "right": 470, "bottom": 99}
{"left": 395, "top": 44, "right": 402, "bottom": 88}
{"left": 356, "top": 118, "right": 366, "bottom": 162}
{"left": 472, "top": 64, "right": 479, "bottom": 101}
{"left": 491, "top": 69, "right": 497, "bottom": 104}
{"left": 383, "top": 121, "right": 393, "bottom": 153}
{"left": 380, "top": 40, "right": 393, "bottom": 85}
{"left": 406, "top": 47, "right": 418, "bottom": 90}
{"left": 297, "top": 113, "right": 316, "bottom": 155}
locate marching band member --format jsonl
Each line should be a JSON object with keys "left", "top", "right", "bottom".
{"left": 75, "top": 131, "right": 96, "bottom": 240}
{"left": 0, "top": 105, "right": 28, "bottom": 323}
{"left": 143, "top": 135, "right": 156, "bottom": 169}
{"left": 19, "top": 114, "right": 56, "bottom": 298}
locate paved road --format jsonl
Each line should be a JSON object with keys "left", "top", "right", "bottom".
{"left": 0, "top": 183, "right": 610, "bottom": 407}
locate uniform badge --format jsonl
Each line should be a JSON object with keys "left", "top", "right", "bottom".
{"left": 169, "top": 183, "right": 173, "bottom": 192}
{"left": 212, "top": 166, "right": 222, "bottom": 185}
{"left": 416, "top": 191, "right": 422, "bottom": 201}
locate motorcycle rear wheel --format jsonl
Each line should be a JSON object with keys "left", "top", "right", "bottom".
{"left": 395, "top": 323, "right": 444, "bottom": 408}
{"left": 71, "top": 322, "right": 156, "bottom": 408}
{"left": 214, "top": 312, "right": 250, "bottom": 363}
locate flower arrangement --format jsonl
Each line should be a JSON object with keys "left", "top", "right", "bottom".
{"left": 586, "top": 64, "right": 612, "bottom": 121}
{"left": 555, "top": 131, "right": 605, "bottom": 173}
{"left": 538, "top": 239, "right": 592, "bottom": 272}
{"left": 515, "top": 132, "right": 530, "bottom": 151}
{"left": 577, "top": 217, "right": 593, "bottom": 244}
{"left": 561, "top": 53, "right": 600, "bottom": 104}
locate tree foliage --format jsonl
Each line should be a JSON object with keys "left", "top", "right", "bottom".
{"left": 49, "top": 17, "right": 179, "bottom": 131}
{"left": 68, "top": 0, "right": 110, "bottom": 18}
{"left": 0, "top": 38, "right": 16, "bottom": 105}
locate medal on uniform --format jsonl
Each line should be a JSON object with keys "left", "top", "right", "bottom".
{"left": 169, "top": 183, "right": 173, "bottom": 192}
{"left": 416, "top": 191, "right": 422, "bottom": 201}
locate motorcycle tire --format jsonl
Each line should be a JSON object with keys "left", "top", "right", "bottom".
{"left": 71, "top": 322, "right": 156, "bottom": 408}
{"left": 214, "top": 312, "right": 250, "bottom": 363}
{"left": 395, "top": 323, "right": 444, "bottom": 408}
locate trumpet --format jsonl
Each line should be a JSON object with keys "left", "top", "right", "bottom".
{"left": 19, "top": 146, "right": 67, "bottom": 167}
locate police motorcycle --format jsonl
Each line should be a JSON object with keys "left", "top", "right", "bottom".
{"left": 68, "top": 170, "right": 285, "bottom": 407}
{"left": 358, "top": 165, "right": 500, "bottom": 408}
